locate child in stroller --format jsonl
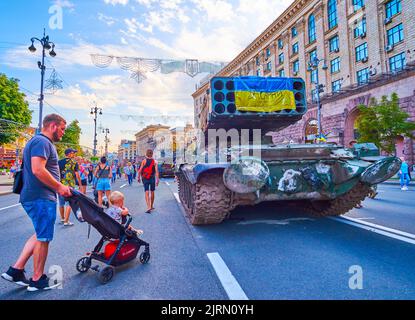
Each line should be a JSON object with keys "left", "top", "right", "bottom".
{"left": 106, "top": 191, "right": 143, "bottom": 236}
{"left": 67, "top": 190, "right": 150, "bottom": 284}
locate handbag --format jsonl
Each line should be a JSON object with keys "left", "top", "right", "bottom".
{"left": 13, "top": 160, "right": 24, "bottom": 195}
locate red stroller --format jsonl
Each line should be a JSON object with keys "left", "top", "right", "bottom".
{"left": 67, "top": 190, "right": 150, "bottom": 284}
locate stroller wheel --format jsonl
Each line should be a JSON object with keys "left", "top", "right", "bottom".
{"left": 98, "top": 266, "right": 114, "bottom": 284}
{"left": 76, "top": 257, "right": 91, "bottom": 273}
{"left": 140, "top": 252, "right": 150, "bottom": 264}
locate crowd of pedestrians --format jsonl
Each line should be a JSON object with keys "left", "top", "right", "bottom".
{"left": 1, "top": 114, "right": 160, "bottom": 292}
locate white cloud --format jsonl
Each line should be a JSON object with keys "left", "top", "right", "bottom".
{"left": 103, "top": 0, "right": 129, "bottom": 5}
{"left": 98, "top": 13, "right": 118, "bottom": 26}
{"left": 191, "top": 0, "right": 235, "bottom": 22}
{"left": 52, "top": 0, "right": 75, "bottom": 9}
{"left": 119, "top": 0, "right": 292, "bottom": 63}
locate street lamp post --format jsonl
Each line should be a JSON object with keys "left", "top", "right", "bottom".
{"left": 90, "top": 103, "right": 103, "bottom": 157}
{"left": 28, "top": 28, "right": 57, "bottom": 134}
{"left": 102, "top": 128, "right": 110, "bottom": 157}
{"left": 307, "top": 56, "right": 328, "bottom": 141}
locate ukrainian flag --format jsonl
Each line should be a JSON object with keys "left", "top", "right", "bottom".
{"left": 234, "top": 77, "right": 296, "bottom": 112}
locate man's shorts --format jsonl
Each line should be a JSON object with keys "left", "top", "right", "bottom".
{"left": 22, "top": 199, "right": 57, "bottom": 242}
{"left": 143, "top": 177, "right": 156, "bottom": 192}
{"left": 96, "top": 178, "right": 111, "bottom": 191}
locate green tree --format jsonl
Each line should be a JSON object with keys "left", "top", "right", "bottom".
{"left": 56, "top": 120, "right": 83, "bottom": 158}
{"left": 0, "top": 74, "right": 32, "bottom": 144}
{"left": 356, "top": 93, "right": 415, "bottom": 155}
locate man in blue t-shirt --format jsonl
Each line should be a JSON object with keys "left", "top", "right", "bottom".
{"left": 400, "top": 157, "right": 411, "bottom": 191}
{"left": 1, "top": 114, "right": 72, "bottom": 292}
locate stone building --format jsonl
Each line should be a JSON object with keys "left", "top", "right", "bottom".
{"left": 117, "top": 139, "right": 137, "bottom": 164}
{"left": 192, "top": 0, "right": 415, "bottom": 164}
{"left": 135, "top": 125, "right": 170, "bottom": 161}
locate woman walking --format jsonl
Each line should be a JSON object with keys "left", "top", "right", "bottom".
{"left": 111, "top": 162, "right": 117, "bottom": 183}
{"left": 124, "top": 162, "right": 134, "bottom": 186}
{"left": 94, "top": 157, "right": 112, "bottom": 207}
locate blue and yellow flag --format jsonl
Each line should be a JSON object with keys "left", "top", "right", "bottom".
{"left": 234, "top": 77, "right": 296, "bottom": 112}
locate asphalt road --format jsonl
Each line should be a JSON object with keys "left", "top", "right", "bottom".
{"left": 0, "top": 179, "right": 414, "bottom": 300}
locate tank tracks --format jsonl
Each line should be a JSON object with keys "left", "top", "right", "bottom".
{"left": 306, "top": 182, "right": 371, "bottom": 217}
{"left": 177, "top": 170, "right": 234, "bottom": 225}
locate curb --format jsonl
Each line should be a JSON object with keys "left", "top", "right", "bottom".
{"left": 381, "top": 181, "right": 410, "bottom": 186}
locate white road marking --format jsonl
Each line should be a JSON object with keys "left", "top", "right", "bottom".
{"left": 120, "top": 184, "right": 127, "bottom": 189}
{"left": 165, "top": 182, "right": 170, "bottom": 186}
{"left": 354, "top": 217, "right": 376, "bottom": 221}
{"left": 0, "top": 203, "right": 21, "bottom": 211}
{"left": 207, "top": 252, "right": 249, "bottom": 300}
{"left": 173, "top": 193, "right": 181, "bottom": 203}
{"left": 238, "top": 218, "right": 314, "bottom": 226}
{"left": 330, "top": 216, "right": 415, "bottom": 245}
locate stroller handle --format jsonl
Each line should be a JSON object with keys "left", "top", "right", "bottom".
{"left": 125, "top": 214, "right": 133, "bottom": 229}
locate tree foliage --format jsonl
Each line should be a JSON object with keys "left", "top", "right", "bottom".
{"left": 0, "top": 74, "right": 32, "bottom": 144}
{"left": 56, "top": 120, "right": 83, "bottom": 158}
{"left": 356, "top": 93, "right": 415, "bottom": 155}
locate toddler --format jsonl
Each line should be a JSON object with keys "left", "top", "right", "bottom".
{"left": 106, "top": 191, "right": 143, "bottom": 236}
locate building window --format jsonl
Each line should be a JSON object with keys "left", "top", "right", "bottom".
{"left": 293, "top": 60, "right": 300, "bottom": 74}
{"left": 310, "top": 69, "right": 318, "bottom": 84}
{"left": 292, "top": 26, "right": 298, "bottom": 38}
{"left": 308, "top": 14, "right": 316, "bottom": 44}
{"left": 357, "top": 67, "right": 369, "bottom": 84}
{"left": 278, "top": 53, "right": 284, "bottom": 65}
{"left": 309, "top": 49, "right": 317, "bottom": 63}
{"left": 389, "top": 52, "right": 406, "bottom": 72}
{"left": 387, "top": 23, "right": 404, "bottom": 46}
{"left": 330, "top": 57, "right": 340, "bottom": 73}
{"left": 354, "top": 17, "right": 366, "bottom": 38}
{"left": 292, "top": 42, "right": 299, "bottom": 55}
{"left": 278, "top": 38, "right": 284, "bottom": 49}
{"left": 353, "top": 0, "right": 365, "bottom": 12}
{"left": 332, "top": 79, "right": 342, "bottom": 93}
{"left": 267, "top": 61, "right": 272, "bottom": 71}
{"left": 266, "top": 47, "right": 271, "bottom": 58}
{"left": 355, "top": 42, "right": 368, "bottom": 62}
{"left": 279, "top": 69, "right": 285, "bottom": 77}
{"left": 327, "top": 0, "right": 338, "bottom": 29}
{"left": 329, "top": 35, "right": 339, "bottom": 52}
{"left": 256, "top": 57, "right": 260, "bottom": 66}
{"left": 385, "top": 0, "right": 401, "bottom": 19}
{"left": 257, "top": 69, "right": 261, "bottom": 76}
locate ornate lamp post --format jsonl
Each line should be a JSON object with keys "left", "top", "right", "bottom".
{"left": 28, "top": 29, "right": 57, "bottom": 134}
{"left": 102, "top": 128, "right": 110, "bottom": 157}
{"left": 90, "top": 103, "right": 103, "bottom": 157}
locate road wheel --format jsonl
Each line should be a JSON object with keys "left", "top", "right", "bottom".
{"left": 306, "top": 182, "right": 370, "bottom": 217}
{"left": 98, "top": 266, "right": 114, "bottom": 284}
{"left": 179, "top": 170, "right": 234, "bottom": 225}
{"left": 76, "top": 257, "right": 91, "bottom": 273}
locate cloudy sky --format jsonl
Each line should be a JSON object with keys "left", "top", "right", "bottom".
{"left": 0, "top": 0, "right": 291, "bottom": 152}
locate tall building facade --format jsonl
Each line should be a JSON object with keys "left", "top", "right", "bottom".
{"left": 193, "top": 0, "right": 415, "bottom": 163}
{"left": 117, "top": 140, "right": 137, "bottom": 164}
{"left": 135, "top": 125, "right": 171, "bottom": 160}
